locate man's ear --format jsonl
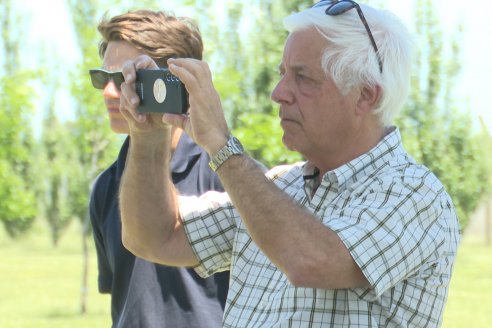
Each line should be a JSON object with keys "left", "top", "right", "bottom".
{"left": 356, "top": 84, "right": 382, "bottom": 116}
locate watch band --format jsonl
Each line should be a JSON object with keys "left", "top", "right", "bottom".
{"left": 209, "top": 135, "right": 244, "bottom": 171}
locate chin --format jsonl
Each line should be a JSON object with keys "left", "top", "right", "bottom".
{"left": 282, "top": 136, "right": 297, "bottom": 152}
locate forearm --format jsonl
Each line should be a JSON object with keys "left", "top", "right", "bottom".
{"left": 216, "top": 155, "right": 368, "bottom": 289}
{"left": 119, "top": 132, "right": 178, "bottom": 262}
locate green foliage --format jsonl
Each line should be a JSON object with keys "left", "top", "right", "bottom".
{"left": 0, "top": 74, "right": 37, "bottom": 237}
{"left": 64, "top": 0, "right": 126, "bottom": 314}
{"left": 36, "top": 102, "right": 79, "bottom": 246}
{"left": 189, "top": 0, "right": 311, "bottom": 167}
{"left": 397, "top": 0, "right": 490, "bottom": 229}
{"left": 231, "top": 1, "right": 313, "bottom": 166}
{"left": 0, "top": 0, "right": 37, "bottom": 237}
{"left": 481, "top": 123, "right": 492, "bottom": 196}
{"left": 66, "top": 0, "right": 121, "bottom": 228}
{"left": 0, "top": 162, "right": 36, "bottom": 236}
{"left": 235, "top": 112, "right": 302, "bottom": 165}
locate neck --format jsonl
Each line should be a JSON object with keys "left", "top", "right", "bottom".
{"left": 314, "top": 123, "right": 386, "bottom": 176}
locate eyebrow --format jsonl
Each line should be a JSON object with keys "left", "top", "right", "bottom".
{"left": 101, "top": 65, "right": 122, "bottom": 72}
{"left": 278, "top": 62, "right": 311, "bottom": 72}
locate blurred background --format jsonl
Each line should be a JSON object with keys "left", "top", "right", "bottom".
{"left": 0, "top": 0, "right": 491, "bottom": 327}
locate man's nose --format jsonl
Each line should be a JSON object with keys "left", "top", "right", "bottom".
{"left": 103, "top": 79, "right": 120, "bottom": 98}
{"left": 271, "top": 76, "right": 293, "bottom": 105}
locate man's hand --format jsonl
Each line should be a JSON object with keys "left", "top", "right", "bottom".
{"left": 165, "top": 58, "right": 230, "bottom": 156}
{"left": 120, "top": 55, "right": 172, "bottom": 138}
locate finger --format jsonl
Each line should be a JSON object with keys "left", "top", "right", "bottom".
{"left": 118, "top": 89, "right": 136, "bottom": 124}
{"left": 168, "top": 58, "right": 211, "bottom": 78}
{"left": 167, "top": 59, "right": 212, "bottom": 94}
{"left": 120, "top": 81, "right": 146, "bottom": 122}
{"left": 162, "top": 113, "right": 190, "bottom": 134}
{"left": 167, "top": 62, "right": 198, "bottom": 92}
{"left": 135, "top": 55, "right": 159, "bottom": 70}
{"left": 121, "top": 59, "right": 137, "bottom": 83}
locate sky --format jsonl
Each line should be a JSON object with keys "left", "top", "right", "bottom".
{"left": 12, "top": 0, "right": 492, "bottom": 133}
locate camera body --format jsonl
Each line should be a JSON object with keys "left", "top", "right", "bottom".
{"left": 135, "top": 68, "right": 188, "bottom": 114}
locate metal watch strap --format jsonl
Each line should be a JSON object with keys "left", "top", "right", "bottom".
{"left": 208, "top": 135, "right": 244, "bottom": 171}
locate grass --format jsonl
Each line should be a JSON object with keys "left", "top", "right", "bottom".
{"left": 442, "top": 234, "right": 492, "bottom": 327}
{"left": 0, "top": 220, "right": 490, "bottom": 327}
{"left": 0, "top": 221, "right": 111, "bottom": 328}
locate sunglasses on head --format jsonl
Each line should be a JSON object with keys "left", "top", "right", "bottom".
{"left": 312, "top": 0, "right": 383, "bottom": 73}
{"left": 89, "top": 68, "right": 125, "bottom": 90}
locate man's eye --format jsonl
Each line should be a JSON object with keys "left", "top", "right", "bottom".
{"left": 296, "top": 73, "right": 310, "bottom": 81}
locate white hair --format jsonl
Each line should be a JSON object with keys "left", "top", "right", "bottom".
{"left": 283, "top": 3, "right": 414, "bottom": 126}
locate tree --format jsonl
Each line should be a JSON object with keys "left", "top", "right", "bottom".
{"left": 397, "top": 0, "right": 490, "bottom": 229}
{"left": 66, "top": 0, "right": 122, "bottom": 314}
{"left": 36, "top": 81, "right": 76, "bottom": 246}
{"left": 187, "top": 0, "right": 312, "bottom": 167}
{"left": 65, "top": 0, "right": 176, "bottom": 313}
{"left": 0, "top": 0, "right": 37, "bottom": 237}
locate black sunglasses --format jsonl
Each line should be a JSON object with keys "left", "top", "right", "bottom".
{"left": 89, "top": 68, "right": 125, "bottom": 89}
{"left": 312, "top": 0, "right": 383, "bottom": 73}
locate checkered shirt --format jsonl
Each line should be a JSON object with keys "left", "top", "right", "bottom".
{"left": 179, "top": 127, "right": 460, "bottom": 327}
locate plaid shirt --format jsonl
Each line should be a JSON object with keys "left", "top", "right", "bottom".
{"left": 180, "top": 127, "right": 460, "bottom": 327}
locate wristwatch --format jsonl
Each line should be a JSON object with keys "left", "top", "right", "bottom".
{"left": 209, "top": 135, "right": 244, "bottom": 171}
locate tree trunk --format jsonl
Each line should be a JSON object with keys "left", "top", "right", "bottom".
{"left": 80, "top": 213, "right": 91, "bottom": 314}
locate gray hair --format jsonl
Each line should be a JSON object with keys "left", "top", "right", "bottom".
{"left": 283, "top": 3, "right": 414, "bottom": 126}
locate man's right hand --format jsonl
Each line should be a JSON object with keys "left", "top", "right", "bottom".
{"left": 120, "top": 55, "right": 172, "bottom": 139}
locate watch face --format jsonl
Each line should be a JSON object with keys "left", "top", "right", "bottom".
{"left": 231, "top": 137, "right": 244, "bottom": 152}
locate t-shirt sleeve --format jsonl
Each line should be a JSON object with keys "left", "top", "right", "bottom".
{"left": 179, "top": 191, "right": 238, "bottom": 278}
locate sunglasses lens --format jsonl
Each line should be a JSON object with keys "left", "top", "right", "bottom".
{"left": 327, "top": 1, "right": 356, "bottom": 15}
{"left": 89, "top": 70, "right": 109, "bottom": 89}
{"left": 111, "top": 72, "right": 125, "bottom": 89}
{"left": 89, "top": 70, "right": 125, "bottom": 89}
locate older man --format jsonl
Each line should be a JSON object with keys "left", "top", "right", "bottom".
{"left": 118, "top": 1, "right": 460, "bottom": 327}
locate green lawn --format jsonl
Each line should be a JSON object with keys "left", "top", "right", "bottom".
{"left": 0, "top": 221, "right": 490, "bottom": 327}
{"left": 442, "top": 235, "right": 492, "bottom": 327}
{"left": 0, "top": 221, "right": 111, "bottom": 328}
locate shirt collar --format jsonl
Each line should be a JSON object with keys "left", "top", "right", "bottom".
{"left": 303, "top": 126, "right": 405, "bottom": 190}
{"left": 115, "top": 136, "right": 130, "bottom": 183}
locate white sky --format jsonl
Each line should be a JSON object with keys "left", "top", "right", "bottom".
{"left": 13, "top": 0, "right": 492, "bottom": 133}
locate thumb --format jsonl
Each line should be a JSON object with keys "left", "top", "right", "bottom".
{"left": 162, "top": 113, "right": 190, "bottom": 134}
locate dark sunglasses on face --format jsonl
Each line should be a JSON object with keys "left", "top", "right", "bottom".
{"left": 312, "top": 0, "right": 383, "bottom": 73}
{"left": 89, "top": 68, "right": 125, "bottom": 90}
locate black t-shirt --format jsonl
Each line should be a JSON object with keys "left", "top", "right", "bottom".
{"left": 89, "top": 135, "right": 229, "bottom": 328}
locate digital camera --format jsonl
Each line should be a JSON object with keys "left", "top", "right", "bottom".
{"left": 135, "top": 68, "right": 188, "bottom": 114}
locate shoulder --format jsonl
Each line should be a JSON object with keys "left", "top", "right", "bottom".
{"left": 390, "top": 157, "right": 447, "bottom": 199}
{"left": 173, "top": 134, "right": 224, "bottom": 194}
{"left": 89, "top": 161, "right": 118, "bottom": 221}
{"left": 266, "top": 162, "right": 304, "bottom": 179}
{"left": 365, "top": 157, "right": 457, "bottom": 228}
{"left": 265, "top": 162, "right": 305, "bottom": 191}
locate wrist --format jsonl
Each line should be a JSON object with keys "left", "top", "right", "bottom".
{"left": 208, "top": 135, "right": 244, "bottom": 172}
{"left": 129, "top": 126, "right": 173, "bottom": 147}
{"left": 206, "top": 134, "right": 230, "bottom": 158}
